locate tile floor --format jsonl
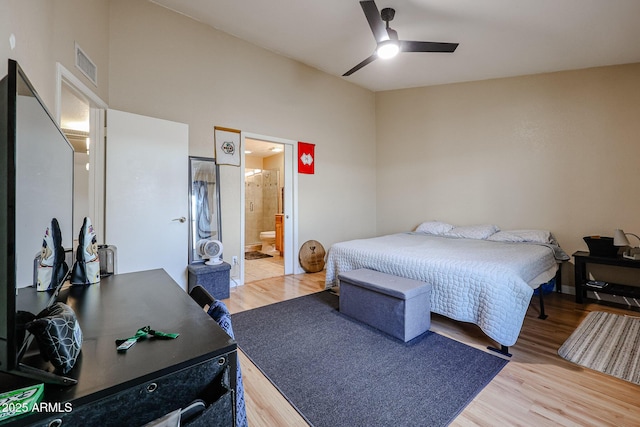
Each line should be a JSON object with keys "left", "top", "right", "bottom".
{"left": 243, "top": 251, "right": 284, "bottom": 283}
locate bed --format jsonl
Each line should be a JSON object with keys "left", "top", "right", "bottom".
{"left": 325, "top": 223, "right": 569, "bottom": 348}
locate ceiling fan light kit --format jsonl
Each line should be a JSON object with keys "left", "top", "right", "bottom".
{"left": 377, "top": 40, "right": 399, "bottom": 59}
{"left": 343, "top": 0, "right": 459, "bottom": 76}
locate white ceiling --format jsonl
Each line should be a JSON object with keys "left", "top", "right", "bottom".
{"left": 150, "top": 0, "right": 640, "bottom": 92}
{"left": 245, "top": 138, "right": 284, "bottom": 159}
{"left": 60, "top": 83, "right": 90, "bottom": 151}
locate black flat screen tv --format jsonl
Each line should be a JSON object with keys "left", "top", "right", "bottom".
{"left": 0, "top": 59, "right": 75, "bottom": 384}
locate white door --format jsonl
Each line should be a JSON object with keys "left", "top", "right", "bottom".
{"left": 105, "top": 109, "right": 189, "bottom": 289}
{"left": 282, "top": 142, "right": 296, "bottom": 274}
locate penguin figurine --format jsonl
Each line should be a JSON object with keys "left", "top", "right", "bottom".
{"left": 36, "top": 218, "right": 69, "bottom": 291}
{"left": 70, "top": 217, "right": 101, "bottom": 285}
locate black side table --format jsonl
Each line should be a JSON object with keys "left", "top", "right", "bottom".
{"left": 188, "top": 262, "right": 231, "bottom": 299}
{"left": 573, "top": 251, "right": 640, "bottom": 305}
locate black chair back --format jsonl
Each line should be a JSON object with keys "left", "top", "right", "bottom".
{"left": 189, "top": 285, "right": 215, "bottom": 309}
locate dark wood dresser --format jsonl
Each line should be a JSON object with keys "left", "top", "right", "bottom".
{"left": 1, "top": 269, "right": 237, "bottom": 426}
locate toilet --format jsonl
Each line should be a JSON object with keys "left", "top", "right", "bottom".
{"left": 259, "top": 231, "right": 276, "bottom": 253}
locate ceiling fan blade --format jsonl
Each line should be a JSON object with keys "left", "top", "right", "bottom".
{"left": 343, "top": 54, "right": 377, "bottom": 77}
{"left": 360, "top": 0, "right": 389, "bottom": 42}
{"left": 400, "top": 41, "right": 459, "bottom": 53}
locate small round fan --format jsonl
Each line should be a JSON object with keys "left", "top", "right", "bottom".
{"left": 196, "top": 239, "right": 223, "bottom": 265}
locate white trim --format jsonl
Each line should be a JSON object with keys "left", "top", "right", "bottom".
{"left": 89, "top": 108, "right": 106, "bottom": 241}
{"left": 56, "top": 63, "right": 108, "bottom": 241}
{"left": 238, "top": 141, "right": 246, "bottom": 286}
{"left": 240, "top": 132, "right": 300, "bottom": 286}
{"left": 55, "top": 63, "right": 107, "bottom": 116}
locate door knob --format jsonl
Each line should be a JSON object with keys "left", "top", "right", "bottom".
{"left": 172, "top": 217, "right": 186, "bottom": 223}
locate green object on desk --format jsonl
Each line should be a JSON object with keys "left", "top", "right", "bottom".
{"left": 0, "top": 383, "right": 44, "bottom": 421}
{"left": 116, "top": 326, "right": 179, "bottom": 351}
{"left": 149, "top": 329, "right": 179, "bottom": 339}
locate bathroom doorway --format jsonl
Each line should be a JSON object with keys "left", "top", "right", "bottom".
{"left": 243, "top": 138, "right": 286, "bottom": 282}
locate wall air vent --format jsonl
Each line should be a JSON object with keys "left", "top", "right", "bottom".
{"left": 75, "top": 42, "right": 97, "bottom": 86}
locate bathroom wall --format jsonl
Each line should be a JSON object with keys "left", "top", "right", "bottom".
{"left": 245, "top": 170, "right": 263, "bottom": 246}
{"left": 263, "top": 152, "right": 285, "bottom": 217}
{"left": 245, "top": 168, "right": 280, "bottom": 246}
{"left": 261, "top": 169, "right": 279, "bottom": 232}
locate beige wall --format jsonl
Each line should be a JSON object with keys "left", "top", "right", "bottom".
{"left": 376, "top": 63, "right": 640, "bottom": 282}
{"left": 107, "top": 0, "right": 377, "bottom": 272}
{"left": 6, "top": 1, "right": 640, "bottom": 289}
{"left": 2, "top": 0, "right": 376, "bottom": 279}
{"left": 0, "top": 0, "right": 110, "bottom": 110}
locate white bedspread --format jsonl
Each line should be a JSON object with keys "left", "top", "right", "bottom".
{"left": 325, "top": 233, "right": 561, "bottom": 347}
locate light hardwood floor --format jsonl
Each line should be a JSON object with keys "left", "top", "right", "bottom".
{"left": 243, "top": 253, "right": 284, "bottom": 283}
{"left": 222, "top": 272, "right": 640, "bottom": 427}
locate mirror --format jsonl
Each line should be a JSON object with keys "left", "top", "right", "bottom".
{"left": 1, "top": 60, "right": 74, "bottom": 380}
{"left": 15, "top": 66, "right": 74, "bottom": 288}
{"left": 188, "top": 156, "right": 221, "bottom": 264}
{"left": 60, "top": 82, "right": 91, "bottom": 240}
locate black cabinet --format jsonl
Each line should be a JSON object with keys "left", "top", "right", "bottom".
{"left": 573, "top": 251, "right": 640, "bottom": 307}
{"left": 30, "top": 356, "right": 234, "bottom": 426}
{"left": 1, "top": 269, "right": 237, "bottom": 426}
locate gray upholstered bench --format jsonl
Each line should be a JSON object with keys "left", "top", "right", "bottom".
{"left": 338, "top": 269, "right": 431, "bottom": 342}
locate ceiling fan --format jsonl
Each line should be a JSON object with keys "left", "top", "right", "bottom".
{"left": 343, "top": 0, "right": 459, "bottom": 76}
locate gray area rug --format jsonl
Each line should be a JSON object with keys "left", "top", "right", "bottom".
{"left": 231, "top": 291, "right": 508, "bottom": 427}
{"left": 558, "top": 311, "right": 640, "bottom": 385}
{"left": 244, "top": 251, "right": 273, "bottom": 260}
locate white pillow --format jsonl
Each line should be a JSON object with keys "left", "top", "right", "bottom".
{"left": 415, "top": 221, "right": 454, "bottom": 235}
{"left": 487, "top": 229, "right": 551, "bottom": 244}
{"left": 444, "top": 224, "right": 500, "bottom": 240}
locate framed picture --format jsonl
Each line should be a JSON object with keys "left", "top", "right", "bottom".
{"left": 214, "top": 126, "right": 241, "bottom": 166}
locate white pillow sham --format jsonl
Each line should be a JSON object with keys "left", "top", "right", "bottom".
{"left": 415, "top": 221, "right": 454, "bottom": 235}
{"left": 487, "top": 229, "right": 551, "bottom": 244}
{"left": 444, "top": 224, "right": 500, "bottom": 240}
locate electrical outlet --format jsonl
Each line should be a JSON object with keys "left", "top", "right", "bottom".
{"left": 232, "top": 256, "right": 238, "bottom": 265}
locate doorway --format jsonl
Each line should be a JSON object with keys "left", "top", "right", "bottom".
{"left": 56, "top": 63, "right": 107, "bottom": 244}
{"left": 241, "top": 134, "right": 297, "bottom": 284}
{"left": 243, "top": 138, "right": 284, "bottom": 282}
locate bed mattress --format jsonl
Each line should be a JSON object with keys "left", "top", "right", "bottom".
{"left": 325, "top": 232, "right": 563, "bottom": 347}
